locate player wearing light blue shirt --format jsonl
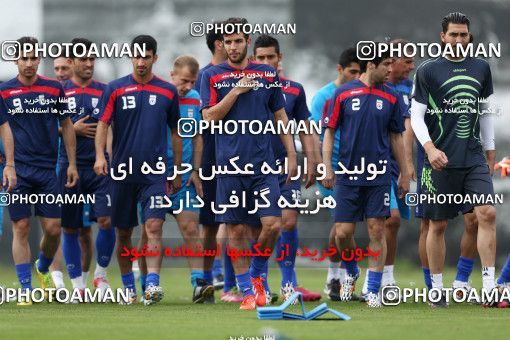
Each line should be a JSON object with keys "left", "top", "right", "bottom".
{"left": 168, "top": 56, "right": 214, "bottom": 303}
{"left": 310, "top": 48, "right": 362, "bottom": 301}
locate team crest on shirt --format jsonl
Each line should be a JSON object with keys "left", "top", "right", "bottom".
{"left": 91, "top": 98, "right": 99, "bottom": 108}
{"left": 376, "top": 99, "right": 383, "bottom": 110}
{"left": 187, "top": 108, "right": 194, "bottom": 118}
{"left": 149, "top": 94, "right": 157, "bottom": 105}
{"left": 402, "top": 95, "right": 409, "bottom": 106}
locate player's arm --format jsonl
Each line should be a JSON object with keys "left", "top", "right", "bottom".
{"left": 94, "top": 120, "right": 109, "bottom": 176}
{"left": 202, "top": 76, "right": 255, "bottom": 121}
{"left": 479, "top": 95, "right": 496, "bottom": 175}
{"left": 295, "top": 86, "right": 318, "bottom": 188}
{"left": 106, "top": 125, "right": 113, "bottom": 161}
{"left": 170, "top": 128, "right": 183, "bottom": 192}
{"left": 321, "top": 90, "right": 341, "bottom": 190}
{"left": 94, "top": 84, "right": 115, "bottom": 176}
{"left": 168, "top": 89, "right": 183, "bottom": 193}
{"left": 189, "top": 133, "right": 203, "bottom": 196}
{"left": 309, "top": 91, "right": 327, "bottom": 166}
{"left": 61, "top": 117, "right": 79, "bottom": 187}
{"left": 410, "top": 99, "right": 448, "bottom": 170}
{"left": 298, "top": 124, "right": 318, "bottom": 188}
{"left": 322, "top": 127, "right": 336, "bottom": 189}
{"left": 390, "top": 132, "right": 410, "bottom": 198}
{"left": 0, "top": 121, "right": 16, "bottom": 191}
{"left": 403, "top": 117, "right": 416, "bottom": 181}
{"left": 274, "top": 107, "right": 298, "bottom": 183}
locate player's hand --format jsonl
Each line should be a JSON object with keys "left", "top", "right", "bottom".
{"left": 303, "top": 156, "right": 317, "bottom": 189}
{"left": 3, "top": 165, "right": 16, "bottom": 193}
{"left": 286, "top": 153, "right": 298, "bottom": 185}
{"left": 187, "top": 170, "right": 203, "bottom": 197}
{"left": 234, "top": 76, "right": 257, "bottom": 95}
{"left": 407, "top": 161, "right": 417, "bottom": 181}
{"left": 94, "top": 155, "right": 108, "bottom": 176}
{"left": 74, "top": 115, "right": 97, "bottom": 139}
{"left": 397, "top": 173, "right": 410, "bottom": 199}
{"left": 322, "top": 165, "right": 335, "bottom": 189}
{"left": 427, "top": 147, "right": 448, "bottom": 170}
{"left": 66, "top": 164, "right": 79, "bottom": 188}
{"left": 488, "top": 160, "right": 495, "bottom": 176}
{"left": 173, "top": 173, "right": 182, "bottom": 194}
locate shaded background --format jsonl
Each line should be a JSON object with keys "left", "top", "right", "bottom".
{"left": 1, "top": 0, "right": 509, "bottom": 269}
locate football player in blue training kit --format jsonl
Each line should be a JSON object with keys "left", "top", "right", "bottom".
{"left": 252, "top": 34, "right": 322, "bottom": 302}
{"left": 60, "top": 38, "right": 115, "bottom": 298}
{"left": 310, "top": 47, "right": 362, "bottom": 301}
{"left": 0, "top": 36, "right": 78, "bottom": 306}
{"left": 361, "top": 39, "right": 415, "bottom": 301}
{"left": 200, "top": 17, "right": 297, "bottom": 310}
{"left": 322, "top": 44, "right": 410, "bottom": 308}
{"left": 169, "top": 55, "right": 215, "bottom": 303}
{"left": 94, "top": 35, "right": 182, "bottom": 305}
{"left": 51, "top": 51, "right": 98, "bottom": 293}
{"left": 0, "top": 93, "right": 16, "bottom": 295}
{"left": 194, "top": 24, "right": 233, "bottom": 297}
{"left": 50, "top": 52, "right": 74, "bottom": 292}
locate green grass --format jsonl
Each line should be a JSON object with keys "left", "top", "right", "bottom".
{"left": 0, "top": 262, "right": 509, "bottom": 340}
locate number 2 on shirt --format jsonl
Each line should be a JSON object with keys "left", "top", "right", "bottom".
{"left": 121, "top": 95, "right": 136, "bottom": 109}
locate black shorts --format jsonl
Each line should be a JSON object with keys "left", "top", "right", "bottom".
{"left": 421, "top": 163, "right": 494, "bottom": 220}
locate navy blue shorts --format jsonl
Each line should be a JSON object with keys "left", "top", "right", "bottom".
{"left": 215, "top": 175, "right": 281, "bottom": 225}
{"left": 110, "top": 181, "right": 167, "bottom": 229}
{"left": 421, "top": 164, "right": 494, "bottom": 220}
{"left": 8, "top": 163, "right": 61, "bottom": 221}
{"left": 199, "top": 175, "right": 218, "bottom": 226}
{"left": 334, "top": 184, "right": 391, "bottom": 223}
{"left": 58, "top": 167, "right": 110, "bottom": 229}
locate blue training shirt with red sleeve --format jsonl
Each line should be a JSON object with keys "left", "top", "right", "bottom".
{"left": 200, "top": 61, "right": 285, "bottom": 176}
{"left": 94, "top": 74, "right": 180, "bottom": 184}
{"left": 195, "top": 62, "right": 216, "bottom": 170}
{"left": 0, "top": 75, "right": 69, "bottom": 169}
{"left": 325, "top": 79, "right": 404, "bottom": 186}
{"left": 61, "top": 79, "right": 106, "bottom": 169}
{"left": 271, "top": 76, "right": 310, "bottom": 163}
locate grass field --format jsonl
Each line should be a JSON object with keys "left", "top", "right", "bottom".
{"left": 0, "top": 262, "right": 509, "bottom": 340}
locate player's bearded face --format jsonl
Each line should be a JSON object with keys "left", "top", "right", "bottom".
{"left": 132, "top": 51, "right": 156, "bottom": 76}
{"left": 374, "top": 59, "right": 393, "bottom": 84}
{"left": 342, "top": 63, "right": 361, "bottom": 83}
{"left": 16, "top": 52, "right": 40, "bottom": 78}
{"left": 441, "top": 23, "right": 471, "bottom": 55}
{"left": 224, "top": 34, "right": 248, "bottom": 64}
{"left": 75, "top": 57, "right": 95, "bottom": 80}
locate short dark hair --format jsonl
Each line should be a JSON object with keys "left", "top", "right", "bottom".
{"left": 71, "top": 37, "right": 93, "bottom": 58}
{"left": 131, "top": 35, "right": 157, "bottom": 55}
{"left": 359, "top": 43, "right": 391, "bottom": 73}
{"left": 206, "top": 21, "right": 224, "bottom": 54}
{"left": 16, "top": 36, "right": 38, "bottom": 58}
{"left": 222, "top": 17, "right": 249, "bottom": 40}
{"left": 338, "top": 47, "right": 359, "bottom": 68}
{"left": 389, "top": 38, "right": 413, "bottom": 58}
{"left": 253, "top": 35, "right": 280, "bottom": 55}
{"left": 442, "top": 12, "right": 470, "bottom": 33}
